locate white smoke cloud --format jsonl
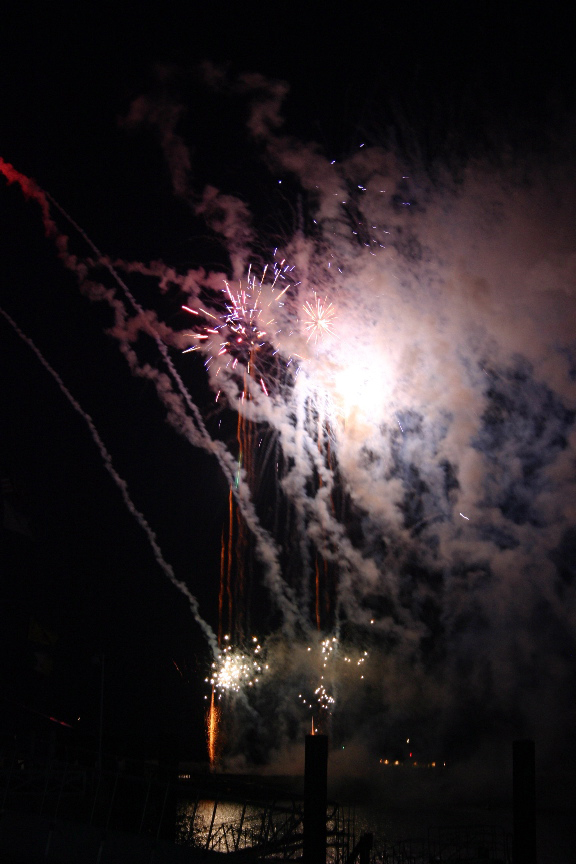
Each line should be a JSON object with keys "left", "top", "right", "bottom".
{"left": 4, "top": 69, "right": 575, "bottom": 770}
{"left": 191, "top": 73, "right": 576, "bottom": 764}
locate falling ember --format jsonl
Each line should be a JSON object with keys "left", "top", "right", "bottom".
{"left": 298, "top": 636, "right": 368, "bottom": 721}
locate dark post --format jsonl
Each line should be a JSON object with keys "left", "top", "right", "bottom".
{"left": 304, "top": 733, "right": 328, "bottom": 864}
{"left": 513, "top": 739, "right": 537, "bottom": 864}
{"left": 359, "top": 832, "right": 373, "bottom": 864}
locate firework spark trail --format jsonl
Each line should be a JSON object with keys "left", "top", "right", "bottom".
{"left": 206, "top": 77, "right": 576, "bottom": 757}
{"left": 5, "top": 74, "right": 576, "bottom": 762}
{"left": 108, "top": 322, "right": 302, "bottom": 631}
{"left": 131, "top": 78, "right": 575, "bottom": 587}
{"left": 0, "top": 305, "right": 219, "bottom": 655}
{"left": 23, "top": 190, "right": 302, "bottom": 634}
{"left": 0, "top": 160, "right": 299, "bottom": 634}
{"left": 186, "top": 277, "right": 401, "bottom": 629}
{"left": 206, "top": 688, "right": 220, "bottom": 768}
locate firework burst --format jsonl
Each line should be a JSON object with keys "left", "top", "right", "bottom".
{"left": 298, "top": 637, "right": 369, "bottom": 717}
{"left": 207, "top": 636, "right": 268, "bottom": 696}
{"left": 301, "top": 294, "right": 336, "bottom": 344}
{"left": 182, "top": 260, "right": 298, "bottom": 397}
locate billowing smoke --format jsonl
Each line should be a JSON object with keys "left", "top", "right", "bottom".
{"left": 122, "top": 73, "right": 575, "bottom": 767}
{"left": 2, "top": 70, "right": 575, "bottom": 778}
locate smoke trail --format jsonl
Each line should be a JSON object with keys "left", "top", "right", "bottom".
{"left": 50, "top": 198, "right": 301, "bottom": 632}
{"left": 0, "top": 157, "right": 58, "bottom": 238}
{"left": 0, "top": 161, "right": 301, "bottom": 633}
{"left": 0, "top": 304, "right": 219, "bottom": 655}
{"left": 139, "top": 73, "right": 576, "bottom": 763}
{"left": 3, "top": 69, "right": 576, "bottom": 766}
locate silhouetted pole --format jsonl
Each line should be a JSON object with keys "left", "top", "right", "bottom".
{"left": 97, "top": 652, "right": 105, "bottom": 771}
{"left": 513, "top": 739, "right": 536, "bottom": 864}
{"left": 359, "top": 832, "right": 373, "bottom": 864}
{"left": 304, "top": 733, "right": 328, "bottom": 864}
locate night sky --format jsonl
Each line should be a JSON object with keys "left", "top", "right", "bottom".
{"left": 1, "top": 3, "right": 575, "bottom": 793}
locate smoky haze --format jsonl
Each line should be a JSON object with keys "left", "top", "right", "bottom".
{"left": 2, "top": 64, "right": 575, "bottom": 798}
{"left": 116, "top": 73, "right": 576, "bottom": 776}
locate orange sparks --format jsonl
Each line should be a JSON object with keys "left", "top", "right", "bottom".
{"left": 206, "top": 688, "right": 220, "bottom": 770}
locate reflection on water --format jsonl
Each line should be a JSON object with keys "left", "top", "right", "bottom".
{"left": 177, "top": 799, "right": 256, "bottom": 849}
{"left": 176, "top": 796, "right": 356, "bottom": 860}
{"left": 176, "top": 798, "right": 304, "bottom": 853}
{"left": 176, "top": 796, "right": 572, "bottom": 864}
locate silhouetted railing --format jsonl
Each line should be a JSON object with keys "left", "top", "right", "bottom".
{"left": 372, "top": 824, "right": 512, "bottom": 864}
{"left": 0, "top": 756, "right": 513, "bottom": 864}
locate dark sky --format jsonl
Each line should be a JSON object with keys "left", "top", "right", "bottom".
{"left": 1, "top": 4, "right": 575, "bottom": 771}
